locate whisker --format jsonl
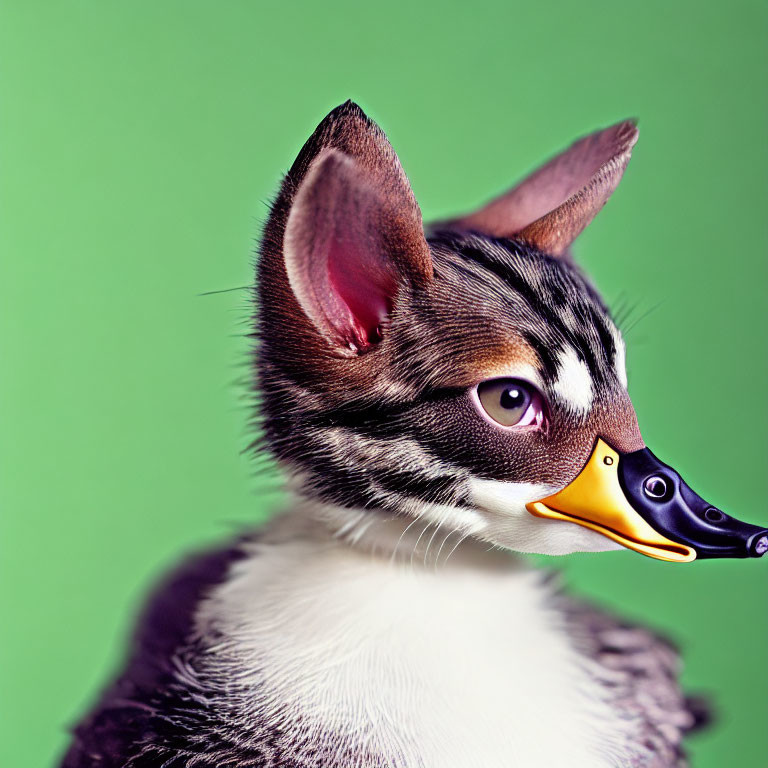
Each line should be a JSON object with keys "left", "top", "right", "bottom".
{"left": 349, "top": 516, "right": 375, "bottom": 546}
{"left": 423, "top": 514, "right": 445, "bottom": 568}
{"left": 434, "top": 526, "right": 459, "bottom": 572}
{"left": 410, "top": 519, "right": 433, "bottom": 569}
{"left": 622, "top": 298, "right": 666, "bottom": 337}
{"left": 611, "top": 292, "right": 639, "bottom": 331}
{"left": 198, "top": 285, "right": 255, "bottom": 297}
{"left": 335, "top": 510, "right": 367, "bottom": 540}
{"left": 390, "top": 514, "right": 422, "bottom": 566}
{"left": 443, "top": 531, "right": 470, "bottom": 566}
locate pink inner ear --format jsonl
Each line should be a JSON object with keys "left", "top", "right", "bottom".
{"left": 327, "top": 233, "right": 395, "bottom": 347}
{"left": 284, "top": 149, "right": 424, "bottom": 354}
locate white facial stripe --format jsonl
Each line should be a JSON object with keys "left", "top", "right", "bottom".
{"left": 611, "top": 325, "right": 628, "bottom": 389}
{"left": 552, "top": 346, "right": 593, "bottom": 415}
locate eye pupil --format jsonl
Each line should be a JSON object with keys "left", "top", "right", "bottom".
{"left": 500, "top": 387, "right": 525, "bottom": 409}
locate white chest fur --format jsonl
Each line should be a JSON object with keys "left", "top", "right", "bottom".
{"left": 195, "top": 519, "right": 632, "bottom": 768}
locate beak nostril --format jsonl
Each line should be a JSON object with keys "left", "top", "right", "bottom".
{"left": 643, "top": 476, "right": 668, "bottom": 500}
{"left": 704, "top": 507, "right": 726, "bottom": 524}
{"left": 752, "top": 535, "right": 768, "bottom": 557}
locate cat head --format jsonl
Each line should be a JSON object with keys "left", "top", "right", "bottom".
{"left": 254, "top": 102, "right": 768, "bottom": 562}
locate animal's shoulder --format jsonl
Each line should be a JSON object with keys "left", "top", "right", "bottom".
{"left": 60, "top": 541, "right": 251, "bottom": 767}
{"left": 560, "top": 593, "right": 710, "bottom": 767}
{"left": 60, "top": 535, "right": 387, "bottom": 768}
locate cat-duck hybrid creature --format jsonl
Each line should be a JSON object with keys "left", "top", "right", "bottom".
{"left": 62, "top": 102, "right": 768, "bottom": 768}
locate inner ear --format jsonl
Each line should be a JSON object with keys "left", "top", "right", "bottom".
{"left": 284, "top": 148, "right": 427, "bottom": 354}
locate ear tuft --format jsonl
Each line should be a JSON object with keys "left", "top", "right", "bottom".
{"left": 439, "top": 120, "right": 639, "bottom": 257}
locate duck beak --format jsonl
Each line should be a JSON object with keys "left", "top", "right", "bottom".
{"left": 526, "top": 439, "right": 768, "bottom": 563}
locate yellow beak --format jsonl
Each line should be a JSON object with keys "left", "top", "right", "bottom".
{"left": 526, "top": 439, "right": 696, "bottom": 563}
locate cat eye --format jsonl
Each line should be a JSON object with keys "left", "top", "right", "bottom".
{"left": 474, "top": 378, "right": 546, "bottom": 430}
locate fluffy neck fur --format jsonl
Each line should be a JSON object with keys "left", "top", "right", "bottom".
{"left": 194, "top": 498, "right": 639, "bottom": 768}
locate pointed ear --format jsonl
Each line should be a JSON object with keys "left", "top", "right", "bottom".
{"left": 260, "top": 101, "right": 432, "bottom": 357}
{"left": 439, "top": 120, "right": 638, "bottom": 257}
{"left": 285, "top": 147, "right": 430, "bottom": 353}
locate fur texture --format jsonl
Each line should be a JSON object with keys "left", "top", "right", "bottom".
{"left": 62, "top": 102, "right": 705, "bottom": 767}
{"left": 62, "top": 511, "right": 700, "bottom": 767}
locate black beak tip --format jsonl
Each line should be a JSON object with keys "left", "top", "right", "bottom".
{"left": 747, "top": 532, "right": 768, "bottom": 558}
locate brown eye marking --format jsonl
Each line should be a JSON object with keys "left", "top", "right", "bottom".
{"left": 473, "top": 378, "right": 547, "bottom": 430}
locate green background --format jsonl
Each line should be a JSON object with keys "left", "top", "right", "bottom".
{"left": 1, "top": 1, "right": 766, "bottom": 765}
